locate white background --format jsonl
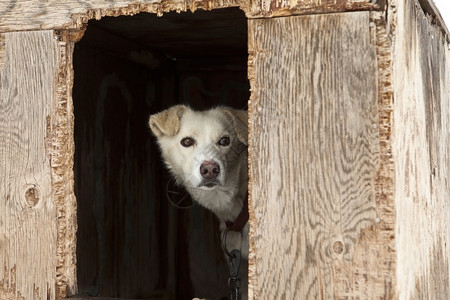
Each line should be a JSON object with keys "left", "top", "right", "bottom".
{"left": 434, "top": 0, "right": 450, "bottom": 28}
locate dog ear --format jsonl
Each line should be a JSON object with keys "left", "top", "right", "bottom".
{"left": 222, "top": 107, "right": 248, "bottom": 145}
{"left": 149, "top": 105, "right": 187, "bottom": 137}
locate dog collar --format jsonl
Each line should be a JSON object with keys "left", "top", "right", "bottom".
{"left": 225, "top": 192, "right": 249, "bottom": 232}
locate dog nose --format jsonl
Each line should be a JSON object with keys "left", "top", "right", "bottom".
{"left": 200, "top": 161, "right": 220, "bottom": 179}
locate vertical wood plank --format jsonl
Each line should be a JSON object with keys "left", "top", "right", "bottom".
{"left": 248, "top": 12, "right": 395, "bottom": 298}
{"left": 393, "top": 0, "right": 450, "bottom": 298}
{"left": 0, "top": 31, "right": 58, "bottom": 300}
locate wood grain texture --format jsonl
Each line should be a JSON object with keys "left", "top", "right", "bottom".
{"left": 417, "top": 0, "right": 450, "bottom": 42}
{"left": 0, "top": 31, "right": 58, "bottom": 300}
{"left": 0, "top": 0, "right": 383, "bottom": 32}
{"left": 52, "top": 31, "right": 78, "bottom": 298}
{"left": 0, "top": 0, "right": 241, "bottom": 32}
{"left": 248, "top": 0, "right": 378, "bottom": 18}
{"left": 0, "top": 34, "right": 4, "bottom": 70}
{"left": 392, "top": 0, "right": 450, "bottom": 298}
{"left": 248, "top": 12, "right": 395, "bottom": 298}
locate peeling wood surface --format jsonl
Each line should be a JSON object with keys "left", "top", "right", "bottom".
{"left": 248, "top": 11, "right": 395, "bottom": 298}
{"left": 248, "top": 0, "right": 378, "bottom": 18}
{"left": 392, "top": 0, "right": 450, "bottom": 298}
{"left": 0, "top": 0, "right": 241, "bottom": 32}
{"left": 371, "top": 11, "right": 397, "bottom": 297}
{"left": 52, "top": 31, "right": 78, "bottom": 299}
{"left": 0, "top": 0, "right": 383, "bottom": 32}
{"left": 0, "top": 31, "right": 58, "bottom": 300}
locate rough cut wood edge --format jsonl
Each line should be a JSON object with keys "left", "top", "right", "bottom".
{"left": 0, "top": 0, "right": 384, "bottom": 32}
{"left": 391, "top": 0, "right": 450, "bottom": 298}
{"left": 372, "top": 10, "right": 397, "bottom": 297}
{"left": 0, "top": 0, "right": 241, "bottom": 32}
{"left": 69, "top": 0, "right": 241, "bottom": 30}
{"left": 247, "top": 28, "right": 257, "bottom": 299}
{"left": 248, "top": 0, "right": 379, "bottom": 18}
{"left": 51, "top": 31, "right": 78, "bottom": 299}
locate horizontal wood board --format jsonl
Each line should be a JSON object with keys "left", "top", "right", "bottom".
{"left": 0, "top": 0, "right": 382, "bottom": 32}
{"left": 248, "top": 0, "right": 378, "bottom": 17}
{"left": 0, "top": 0, "right": 240, "bottom": 32}
{"left": 248, "top": 11, "right": 396, "bottom": 298}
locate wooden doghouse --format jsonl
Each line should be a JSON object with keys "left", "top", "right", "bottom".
{"left": 0, "top": 0, "right": 449, "bottom": 299}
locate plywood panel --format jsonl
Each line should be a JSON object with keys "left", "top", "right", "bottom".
{"left": 0, "top": 0, "right": 240, "bottom": 32}
{"left": 392, "top": 0, "right": 450, "bottom": 298}
{"left": 0, "top": 31, "right": 58, "bottom": 300}
{"left": 248, "top": 12, "right": 395, "bottom": 298}
{"left": 0, "top": 0, "right": 385, "bottom": 32}
{"left": 248, "top": 0, "right": 379, "bottom": 18}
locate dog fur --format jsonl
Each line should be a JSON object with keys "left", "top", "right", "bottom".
{"left": 149, "top": 105, "right": 249, "bottom": 298}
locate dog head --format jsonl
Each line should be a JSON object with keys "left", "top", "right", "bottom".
{"left": 149, "top": 105, "right": 247, "bottom": 190}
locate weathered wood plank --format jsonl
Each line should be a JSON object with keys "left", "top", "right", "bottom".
{"left": 248, "top": 0, "right": 379, "bottom": 18}
{"left": 392, "top": 0, "right": 450, "bottom": 298}
{"left": 248, "top": 11, "right": 395, "bottom": 298}
{"left": 0, "top": 0, "right": 241, "bottom": 32}
{"left": 0, "top": 31, "right": 58, "bottom": 300}
{"left": 0, "top": 34, "right": 4, "bottom": 70}
{"left": 0, "top": 0, "right": 384, "bottom": 32}
{"left": 417, "top": 0, "right": 450, "bottom": 41}
{"left": 52, "top": 31, "right": 78, "bottom": 299}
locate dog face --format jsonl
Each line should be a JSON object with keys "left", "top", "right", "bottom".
{"left": 149, "top": 105, "right": 247, "bottom": 191}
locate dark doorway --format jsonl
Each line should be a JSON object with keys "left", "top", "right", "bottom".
{"left": 72, "top": 7, "right": 248, "bottom": 300}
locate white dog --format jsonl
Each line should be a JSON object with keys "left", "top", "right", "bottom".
{"left": 149, "top": 105, "right": 249, "bottom": 299}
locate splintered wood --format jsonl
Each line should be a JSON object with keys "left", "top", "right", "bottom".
{"left": 0, "top": 0, "right": 241, "bottom": 32}
{"left": 0, "top": 0, "right": 381, "bottom": 32}
{"left": 248, "top": 12, "right": 395, "bottom": 298}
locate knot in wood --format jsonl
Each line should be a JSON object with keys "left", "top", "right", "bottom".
{"left": 332, "top": 240, "right": 344, "bottom": 255}
{"left": 25, "top": 186, "right": 40, "bottom": 207}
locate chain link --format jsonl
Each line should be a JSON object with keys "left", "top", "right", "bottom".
{"left": 228, "top": 277, "right": 241, "bottom": 300}
{"left": 222, "top": 228, "right": 242, "bottom": 300}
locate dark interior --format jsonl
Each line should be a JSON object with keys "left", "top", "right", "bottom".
{"left": 72, "top": 7, "right": 248, "bottom": 300}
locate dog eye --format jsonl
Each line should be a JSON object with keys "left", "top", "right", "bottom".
{"left": 180, "top": 137, "right": 195, "bottom": 147}
{"left": 218, "top": 136, "right": 230, "bottom": 146}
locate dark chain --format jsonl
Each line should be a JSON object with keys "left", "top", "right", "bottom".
{"left": 228, "top": 276, "right": 241, "bottom": 300}
{"left": 222, "top": 228, "right": 241, "bottom": 300}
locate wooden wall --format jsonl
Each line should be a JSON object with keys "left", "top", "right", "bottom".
{"left": 0, "top": 0, "right": 449, "bottom": 299}
{"left": 0, "top": 0, "right": 381, "bottom": 32}
{"left": 248, "top": 11, "right": 396, "bottom": 298}
{"left": 392, "top": 0, "right": 450, "bottom": 298}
